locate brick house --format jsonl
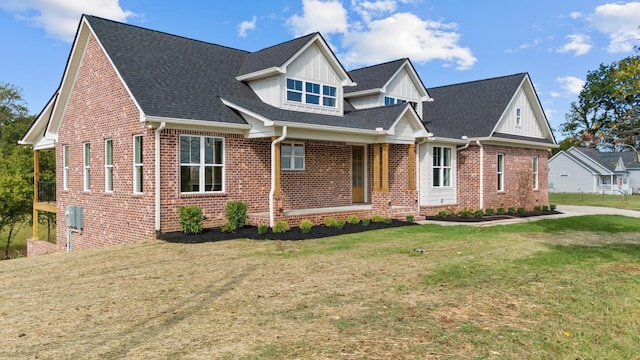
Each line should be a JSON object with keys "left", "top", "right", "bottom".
{"left": 21, "top": 15, "right": 556, "bottom": 255}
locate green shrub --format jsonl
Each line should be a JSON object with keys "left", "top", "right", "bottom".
{"left": 550, "top": 204, "right": 557, "bottom": 211}
{"left": 336, "top": 220, "right": 346, "bottom": 229}
{"left": 324, "top": 217, "right": 339, "bottom": 227}
{"left": 178, "top": 205, "right": 203, "bottom": 235}
{"left": 361, "top": 218, "right": 370, "bottom": 226}
{"left": 496, "top": 207, "right": 506, "bottom": 215}
{"left": 406, "top": 215, "right": 414, "bottom": 222}
{"left": 299, "top": 219, "right": 313, "bottom": 233}
{"left": 437, "top": 210, "right": 448, "bottom": 219}
{"left": 221, "top": 222, "right": 234, "bottom": 233}
{"left": 225, "top": 201, "right": 248, "bottom": 231}
{"left": 257, "top": 224, "right": 269, "bottom": 234}
{"left": 347, "top": 215, "right": 360, "bottom": 224}
{"left": 485, "top": 208, "right": 495, "bottom": 216}
{"left": 382, "top": 217, "right": 392, "bottom": 224}
{"left": 517, "top": 207, "right": 526, "bottom": 214}
{"left": 372, "top": 215, "right": 386, "bottom": 223}
{"left": 542, "top": 205, "right": 550, "bottom": 211}
{"left": 507, "top": 207, "right": 516, "bottom": 215}
{"left": 474, "top": 209, "right": 484, "bottom": 218}
{"left": 459, "top": 209, "right": 471, "bottom": 218}
{"left": 533, "top": 205, "right": 542, "bottom": 212}
{"left": 272, "top": 220, "right": 290, "bottom": 233}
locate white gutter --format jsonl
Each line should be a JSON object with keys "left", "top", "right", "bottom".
{"left": 269, "top": 126, "right": 288, "bottom": 227}
{"left": 476, "top": 140, "right": 484, "bottom": 209}
{"left": 155, "top": 121, "right": 166, "bottom": 234}
{"left": 457, "top": 136, "right": 470, "bottom": 151}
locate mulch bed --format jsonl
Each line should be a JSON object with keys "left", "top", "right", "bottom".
{"left": 425, "top": 210, "right": 562, "bottom": 223}
{"left": 159, "top": 219, "right": 416, "bottom": 243}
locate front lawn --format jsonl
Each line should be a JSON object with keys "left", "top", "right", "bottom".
{"left": 1, "top": 215, "right": 639, "bottom": 359}
{"left": 550, "top": 192, "right": 640, "bottom": 210}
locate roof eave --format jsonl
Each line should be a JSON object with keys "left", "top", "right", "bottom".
{"left": 236, "top": 67, "right": 283, "bottom": 82}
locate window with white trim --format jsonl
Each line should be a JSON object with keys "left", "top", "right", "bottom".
{"left": 497, "top": 153, "right": 505, "bottom": 191}
{"left": 384, "top": 96, "right": 406, "bottom": 106}
{"left": 286, "top": 78, "right": 337, "bottom": 108}
{"left": 432, "top": 146, "right": 452, "bottom": 187}
{"left": 83, "top": 142, "right": 90, "bottom": 191}
{"left": 281, "top": 142, "right": 304, "bottom": 170}
{"left": 533, "top": 155, "right": 539, "bottom": 190}
{"left": 63, "top": 145, "right": 69, "bottom": 191}
{"left": 105, "top": 139, "right": 113, "bottom": 192}
{"left": 133, "top": 135, "right": 143, "bottom": 193}
{"left": 516, "top": 107, "right": 521, "bottom": 126}
{"left": 180, "top": 135, "right": 224, "bottom": 193}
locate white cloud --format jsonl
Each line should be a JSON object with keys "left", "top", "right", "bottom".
{"left": 569, "top": 11, "right": 582, "bottom": 19}
{"left": 519, "top": 38, "right": 542, "bottom": 49}
{"left": 556, "top": 76, "right": 585, "bottom": 95}
{"left": 589, "top": 2, "right": 640, "bottom": 53}
{"left": 550, "top": 91, "right": 561, "bottom": 98}
{"left": 341, "top": 12, "right": 476, "bottom": 70}
{"left": 352, "top": 0, "right": 397, "bottom": 22}
{"left": 0, "top": 0, "right": 134, "bottom": 42}
{"left": 558, "top": 34, "right": 592, "bottom": 56}
{"left": 286, "top": 0, "right": 349, "bottom": 36}
{"left": 238, "top": 16, "right": 257, "bottom": 38}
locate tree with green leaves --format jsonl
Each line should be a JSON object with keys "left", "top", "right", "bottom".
{"left": 560, "top": 55, "right": 640, "bottom": 149}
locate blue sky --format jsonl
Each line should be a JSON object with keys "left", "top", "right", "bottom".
{"left": 1, "top": 0, "right": 639, "bottom": 139}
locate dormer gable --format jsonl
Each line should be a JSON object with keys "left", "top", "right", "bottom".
{"left": 344, "top": 59, "right": 430, "bottom": 116}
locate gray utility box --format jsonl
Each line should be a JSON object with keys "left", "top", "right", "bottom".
{"left": 66, "top": 206, "right": 84, "bottom": 229}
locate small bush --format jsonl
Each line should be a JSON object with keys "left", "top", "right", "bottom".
{"left": 257, "top": 224, "right": 269, "bottom": 234}
{"left": 225, "top": 201, "right": 248, "bottom": 231}
{"left": 336, "top": 220, "right": 346, "bottom": 229}
{"left": 542, "top": 205, "right": 550, "bottom": 211}
{"left": 361, "top": 218, "right": 370, "bottom": 226}
{"left": 459, "top": 209, "right": 471, "bottom": 218}
{"left": 533, "top": 205, "right": 542, "bottom": 212}
{"left": 406, "top": 215, "right": 414, "bottom": 222}
{"left": 437, "top": 210, "right": 448, "bottom": 219}
{"left": 496, "top": 207, "right": 506, "bottom": 215}
{"left": 221, "top": 222, "right": 234, "bottom": 233}
{"left": 474, "top": 209, "right": 484, "bottom": 218}
{"left": 550, "top": 204, "right": 557, "bottom": 211}
{"left": 517, "top": 207, "right": 526, "bottom": 214}
{"left": 507, "top": 207, "right": 516, "bottom": 215}
{"left": 382, "top": 217, "right": 392, "bottom": 224}
{"left": 272, "top": 220, "right": 290, "bottom": 233}
{"left": 372, "top": 215, "right": 386, "bottom": 223}
{"left": 178, "top": 205, "right": 203, "bottom": 235}
{"left": 299, "top": 219, "right": 313, "bottom": 233}
{"left": 347, "top": 215, "right": 360, "bottom": 225}
{"left": 485, "top": 208, "right": 495, "bottom": 216}
{"left": 324, "top": 217, "right": 339, "bottom": 227}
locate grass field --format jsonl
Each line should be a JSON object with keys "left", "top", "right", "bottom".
{"left": 1, "top": 215, "right": 639, "bottom": 359}
{"left": 0, "top": 220, "right": 56, "bottom": 258}
{"left": 550, "top": 192, "right": 640, "bottom": 210}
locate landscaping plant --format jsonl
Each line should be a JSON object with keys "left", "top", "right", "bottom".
{"left": 299, "top": 219, "right": 313, "bottom": 234}
{"left": 272, "top": 220, "right": 290, "bottom": 233}
{"left": 225, "top": 201, "right": 248, "bottom": 231}
{"left": 178, "top": 205, "right": 203, "bottom": 234}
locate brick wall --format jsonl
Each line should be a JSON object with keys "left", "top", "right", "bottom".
{"left": 56, "top": 34, "right": 156, "bottom": 251}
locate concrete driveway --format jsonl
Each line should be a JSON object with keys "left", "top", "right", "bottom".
{"left": 420, "top": 205, "right": 640, "bottom": 226}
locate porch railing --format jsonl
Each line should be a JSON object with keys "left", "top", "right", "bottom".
{"left": 38, "top": 181, "right": 56, "bottom": 203}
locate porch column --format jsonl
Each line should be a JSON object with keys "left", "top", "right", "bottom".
{"left": 32, "top": 150, "right": 40, "bottom": 240}
{"left": 272, "top": 137, "right": 281, "bottom": 197}
{"left": 381, "top": 143, "right": 389, "bottom": 192}
{"left": 408, "top": 144, "right": 416, "bottom": 190}
{"left": 373, "top": 144, "right": 381, "bottom": 192}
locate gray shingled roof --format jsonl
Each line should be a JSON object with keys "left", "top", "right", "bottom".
{"left": 237, "top": 33, "right": 317, "bottom": 77}
{"left": 573, "top": 147, "right": 640, "bottom": 172}
{"left": 345, "top": 59, "right": 408, "bottom": 94}
{"left": 422, "top": 73, "right": 527, "bottom": 139}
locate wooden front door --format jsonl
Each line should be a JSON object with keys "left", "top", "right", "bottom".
{"left": 352, "top": 146, "right": 365, "bottom": 203}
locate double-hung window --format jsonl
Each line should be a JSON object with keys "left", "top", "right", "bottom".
{"left": 432, "top": 147, "right": 452, "bottom": 187}
{"left": 497, "top": 153, "right": 505, "bottom": 191}
{"left": 133, "top": 135, "right": 143, "bottom": 193}
{"left": 105, "top": 139, "right": 113, "bottom": 192}
{"left": 286, "top": 78, "right": 337, "bottom": 108}
{"left": 281, "top": 142, "right": 304, "bottom": 170}
{"left": 83, "top": 142, "right": 90, "bottom": 191}
{"left": 180, "top": 135, "right": 224, "bottom": 193}
{"left": 533, "top": 155, "right": 539, "bottom": 190}
{"left": 63, "top": 145, "right": 69, "bottom": 190}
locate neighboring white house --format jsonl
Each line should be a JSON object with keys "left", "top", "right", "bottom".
{"left": 549, "top": 147, "right": 640, "bottom": 194}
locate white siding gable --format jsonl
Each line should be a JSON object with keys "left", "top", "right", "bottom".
{"left": 495, "top": 87, "right": 544, "bottom": 138}
{"left": 385, "top": 68, "right": 424, "bottom": 115}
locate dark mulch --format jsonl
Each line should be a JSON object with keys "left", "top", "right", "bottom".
{"left": 425, "top": 210, "right": 562, "bottom": 222}
{"left": 159, "top": 219, "right": 416, "bottom": 243}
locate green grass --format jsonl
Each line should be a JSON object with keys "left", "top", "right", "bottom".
{"left": 550, "top": 192, "right": 640, "bottom": 210}
{"left": 0, "top": 220, "right": 56, "bottom": 258}
{"left": 1, "top": 216, "right": 639, "bottom": 359}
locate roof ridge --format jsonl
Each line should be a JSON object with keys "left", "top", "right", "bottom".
{"left": 428, "top": 72, "right": 528, "bottom": 90}
{"left": 83, "top": 14, "right": 250, "bottom": 54}
{"left": 248, "top": 32, "right": 318, "bottom": 54}
{"left": 348, "top": 58, "right": 408, "bottom": 73}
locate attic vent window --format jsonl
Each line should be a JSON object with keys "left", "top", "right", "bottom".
{"left": 516, "top": 107, "right": 522, "bottom": 126}
{"left": 286, "top": 78, "right": 336, "bottom": 108}
{"left": 384, "top": 96, "right": 406, "bottom": 106}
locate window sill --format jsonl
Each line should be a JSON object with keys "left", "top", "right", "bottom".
{"left": 179, "top": 192, "right": 227, "bottom": 198}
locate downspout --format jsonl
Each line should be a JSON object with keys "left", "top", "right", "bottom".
{"left": 155, "top": 121, "right": 166, "bottom": 235}
{"left": 270, "top": 126, "right": 288, "bottom": 227}
{"left": 476, "top": 140, "right": 484, "bottom": 210}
